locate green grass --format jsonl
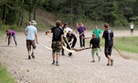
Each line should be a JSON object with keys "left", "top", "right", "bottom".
{"left": 100, "top": 36, "right": 138, "bottom": 54}
{"left": 0, "top": 64, "right": 15, "bottom": 83}
{"left": 114, "top": 36, "right": 138, "bottom": 54}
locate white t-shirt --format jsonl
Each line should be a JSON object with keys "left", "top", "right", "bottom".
{"left": 63, "top": 27, "right": 73, "bottom": 37}
{"left": 130, "top": 24, "right": 134, "bottom": 29}
{"left": 25, "top": 25, "right": 37, "bottom": 40}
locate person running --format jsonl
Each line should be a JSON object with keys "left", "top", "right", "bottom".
{"left": 89, "top": 34, "right": 100, "bottom": 62}
{"left": 66, "top": 31, "right": 77, "bottom": 57}
{"left": 24, "top": 20, "right": 39, "bottom": 60}
{"left": 130, "top": 23, "right": 134, "bottom": 34}
{"left": 61, "top": 23, "right": 73, "bottom": 56}
{"left": 45, "top": 20, "right": 64, "bottom": 66}
{"left": 102, "top": 23, "right": 114, "bottom": 66}
{"left": 5, "top": 29, "right": 17, "bottom": 46}
{"left": 77, "top": 23, "right": 86, "bottom": 48}
{"left": 92, "top": 25, "right": 102, "bottom": 49}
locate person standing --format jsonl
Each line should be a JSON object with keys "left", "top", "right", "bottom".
{"left": 77, "top": 23, "right": 86, "bottom": 48}
{"left": 61, "top": 23, "right": 73, "bottom": 56}
{"left": 45, "top": 20, "right": 64, "bottom": 66}
{"left": 5, "top": 29, "right": 17, "bottom": 46}
{"left": 89, "top": 34, "right": 100, "bottom": 62}
{"left": 130, "top": 23, "right": 134, "bottom": 34}
{"left": 66, "top": 31, "right": 77, "bottom": 57}
{"left": 24, "top": 20, "right": 39, "bottom": 60}
{"left": 75, "top": 23, "right": 79, "bottom": 33}
{"left": 102, "top": 23, "right": 114, "bottom": 66}
{"left": 92, "top": 25, "right": 102, "bottom": 49}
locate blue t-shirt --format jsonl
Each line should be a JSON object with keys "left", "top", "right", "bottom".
{"left": 25, "top": 25, "right": 37, "bottom": 40}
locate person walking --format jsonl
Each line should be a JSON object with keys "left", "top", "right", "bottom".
{"left": 89, "top": 34, "right": 100, "bottom": 62}
{"left": 102, "top": 23, "right": 114, "bottom": 66}
{"left": 5, "top": 29, "right": 17, "bottom": 46}
{"left": 77, "top": 23, "right": 86, "bottom": 48}
{"left": 24, "top": 20, "right": 39, "bottom": 60}
{"left": 92, "top": 25, "right": 102, "bottom": 49}
{"left": 66, "top": 31, "right": 77, "bottom": 57}
{"left": 130, "top": 23, "right": 134, "bottom": 34}
{"left": 45, "top": 20, "right": 64, "bottom": 66}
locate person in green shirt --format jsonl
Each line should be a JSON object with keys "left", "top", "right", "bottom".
{"left": 92, "top": 25, "right": 102, "bottom": 49}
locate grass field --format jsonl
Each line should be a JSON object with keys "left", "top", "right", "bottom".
{"left": 0, "top": 64, "right": 15, "bottom": 83}
{"left": 114, "top": 36, "right": 138, "bottom": 54}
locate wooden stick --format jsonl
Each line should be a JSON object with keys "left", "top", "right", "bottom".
{"left": 114, "top": 46, "right": 130, "bottom": 59}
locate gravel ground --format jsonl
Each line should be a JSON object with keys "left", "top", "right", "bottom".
{"left": 0, "top": 30, "right": 138, "bottom": 83}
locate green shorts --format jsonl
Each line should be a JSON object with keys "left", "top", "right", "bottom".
{"left": 91, "top": 48, "right": 99, "bottom": 56}
{"left": 51, "top": 41, "right": 62, "bottom": 54}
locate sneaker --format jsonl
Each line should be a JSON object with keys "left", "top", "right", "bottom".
{"left": 56, "top": 63, "right": 59, "bottom": 66}
{"left": 111, "top": 59, "right": 114, "bottom": 66}
{"left": 91, "top": 60, "right": 95, "bottom": 62}
{"left": 107, "top": 63, "right": 110, "bottom": 66}
{"left": 98, "top": 56, "right": 101, "bottom": 61}
{"left": 31, "top": 52, "right": 35, "bottom": 59}
{"left": 68, "top": 53, "right": 72, "bottom": 57}
{"left": 52, "top": 62, "right": 55, "bottom": 65}
{"left": 28, "top": 56, "right": 31, "bottom": 60}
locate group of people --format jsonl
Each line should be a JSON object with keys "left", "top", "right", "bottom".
{"left": 5, "top": 20, "right": 114, "bottom": 66}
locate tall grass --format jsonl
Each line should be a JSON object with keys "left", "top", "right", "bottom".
{"left": 0, "top": 64, "right": 15, "bottom": 83}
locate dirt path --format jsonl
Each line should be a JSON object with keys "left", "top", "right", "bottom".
{"left": 0, "top": 30, "right": 138, "bottom": 83}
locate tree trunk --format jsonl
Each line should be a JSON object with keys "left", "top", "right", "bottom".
{"left": 33, "top": 7, "right": 37, "bottom": 20}
{"left": 2, "top": 4, "right": 7, "bottom": 24}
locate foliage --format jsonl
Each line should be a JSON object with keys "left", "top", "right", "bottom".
{"left": 0, "top": 0, "right": 138, "bottom": 28}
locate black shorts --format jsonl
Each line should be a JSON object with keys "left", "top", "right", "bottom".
{"left": 130, "top": 29, "right": 133, "bottom": 33}
{"left": 104, "top": 45, "right": 113, "bottom": 58}
{"left": 26, "top": 40, "right": 36, "bottom": 51}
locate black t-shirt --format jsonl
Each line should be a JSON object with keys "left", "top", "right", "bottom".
{"left": 51, "top": 27, "right": 64, "bottom": 41}
{"left": 90, "top": 38, "right": 99, "bottom": 48}
{"left": 66, "top": 33, "right": 77, "bottom": 42}
{"left": 102, "top": 29, "right": 114, "bottom": 46}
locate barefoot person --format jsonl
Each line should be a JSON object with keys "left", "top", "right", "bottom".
{"left": 102, "top": 23, "right": 114, "bottom": 66}
{"left": 24, "top": 20, "right": 39, "bottom": 60}
{"left": 5, "top": 29, "right": 17, "bottom": 46}
{"left": 89, "top": 34, "right": 100, "bottom": 62}
{"left": 45, "top": 20, "right": 64, "bottom": 66}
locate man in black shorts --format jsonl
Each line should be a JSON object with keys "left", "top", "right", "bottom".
{"left": 45, "top": 20, "right": 64, "bottom": 66}
{"left": 102, "top": 23, "right": 114, "bottom": 66}
{"left": 66, "top": 31, "right": 77, "bottom": 57}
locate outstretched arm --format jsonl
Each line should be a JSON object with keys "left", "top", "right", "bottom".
{"left": 45, "top": 30, "right": 51, "bottom": 35}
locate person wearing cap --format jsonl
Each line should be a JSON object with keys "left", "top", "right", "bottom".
{"left": 5, "top": 29, "right": 17, "bottom": 46}
{"left": 24, "top": 20, "right": 39, "bottom": 60}
{"left": 102, "top": 23, "right": 114, "bottom": 66}
{"left": 45, "top": 20, "right": 64, "bottom": 66}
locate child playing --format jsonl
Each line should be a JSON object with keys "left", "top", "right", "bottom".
{"left": 89, "top": 34, "right": 100, "bottom": 62}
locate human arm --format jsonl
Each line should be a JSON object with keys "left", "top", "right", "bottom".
{"left": 35, "top": 33, "right": 39, "bottom": 44}
{"left": 45, "top": 30, "right": 51, "bottom": 35}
